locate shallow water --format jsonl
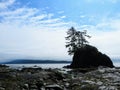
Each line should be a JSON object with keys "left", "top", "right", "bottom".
{"left": 6, "top": 63, "right": 70, "bottom": 69}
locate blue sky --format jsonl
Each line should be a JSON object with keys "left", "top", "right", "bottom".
{"left": 0, "top": 0, "right": 120, "bottom": 61}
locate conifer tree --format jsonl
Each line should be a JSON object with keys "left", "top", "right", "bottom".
{"left": 65, "top": 27, "right": 91, "bottom": 55}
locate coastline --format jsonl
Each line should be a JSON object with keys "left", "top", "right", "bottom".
{"left": 0, "top": 64, "right": 120, "bottom": 90}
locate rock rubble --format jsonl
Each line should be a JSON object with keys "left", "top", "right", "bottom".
{"left": 0, "top": 65, "right": 120, "bottom": 90}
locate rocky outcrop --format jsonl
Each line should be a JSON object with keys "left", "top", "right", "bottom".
{"left": 70, "top": 45, "right": 114, "bottom": 68}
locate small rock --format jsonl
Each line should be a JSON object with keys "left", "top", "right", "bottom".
{"left": 65, "top": 83, "right": 69, "bottom": 87}
{"left": 99, "top": 85, "right": 117, "bottom": 90}
{"left": 99, "top": 86, "right": 107, "bottom": 90}
{"left": 36, "top": 80, "right": 44, "bottom": 89}
{"left": 23, "top": 84, "right": 29, "bottom": 89}
{"left": 98, "top": 68, "right": 105, "bottom": 73}
{"left": 96, "top": 81, "right": 103, "bottom": 85}
{"left": 45, "top": 84, "right": 63, "bottom": 90}
{"left": 0, "top": 87, "right": 5, "bottom": 90}
{"left": 82, "top": 80, "right": 95, "bottom": 84}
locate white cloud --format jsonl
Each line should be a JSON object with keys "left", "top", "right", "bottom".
{"left": 60, "top": 16, "right": 66, "bottom": 19}
{"left": 30, "top": 14, "right": 48, "bottom": 21}
{"left": 38, "top": 18, "right": 61, "bottom": 24}
{"left": 0, "top": 0, "right": 15, "bottom": 9}
{"left": 0, "top": 7, "right": 39, "bottom": 23}
{"left": 0, "top": 6, "right": 69, "bottom": 29}
{"left": 81, "top": 18, "right": 120, "bottom": 57}
{"left": 80, "top": 15, "right": 86, "bottom": 18}
{"left": 47, "top": 13, "right": 54, "bottom": 19}
{"left": 0, "top": 1, "right": 73, "bottom": 61}
{"left": 0, "top": 22, "right": 71, "bottom": 60}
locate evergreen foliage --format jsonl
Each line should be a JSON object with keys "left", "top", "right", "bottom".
{"left": 65, "top": 27, "right": 91, "bottom": 55}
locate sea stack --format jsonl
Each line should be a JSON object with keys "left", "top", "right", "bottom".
{"left": 69, "top": 45, "right": 114, "bottom": 68}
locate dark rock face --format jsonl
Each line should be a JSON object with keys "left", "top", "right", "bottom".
{"left": 70, "top": 45, "right": 114, "bottom": 68}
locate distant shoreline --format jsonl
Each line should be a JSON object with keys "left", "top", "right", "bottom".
{"left": 1, "top": 59, "right": 71, "bottom": 64}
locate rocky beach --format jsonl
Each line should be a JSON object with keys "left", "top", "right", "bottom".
{"left": 1, "top": 0, "right": 120, "bottom": 89}
{"left": 0, "top": 64, "right": 120, "bottom": 90}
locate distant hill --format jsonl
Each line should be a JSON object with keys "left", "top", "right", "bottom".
{"left": 2, "top": 59, "right": 71, "bottom": 64}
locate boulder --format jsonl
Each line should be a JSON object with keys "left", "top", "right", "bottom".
{"left": 69, "top": 45, "right": 114, "bottom": 68}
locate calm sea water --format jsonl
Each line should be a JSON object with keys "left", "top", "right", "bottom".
{"left": 6, "top": 63, "right": 70, "bottom": 69}
{"left": 5, "top": 62, "right": 120, "bottom": 69}
{"left": 5, "top": 59, "right": 120, "bottom": 69}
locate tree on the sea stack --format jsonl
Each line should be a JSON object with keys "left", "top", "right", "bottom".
{"left": 65, "top": 27, "right": 91, "bottom": 55}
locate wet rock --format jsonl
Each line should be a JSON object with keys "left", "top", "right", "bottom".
{"left": 36, "top": 80, "right": 44, "bottom": 90}
{"left": 96, "top": 81, "right": 103, "bottom": 86}
{"left": 23, "top": 84, "right": 29, "bottom": 89}
{"left": 1, "top": 66, "right": 120, "bottom": 90}
{"left": 45, "top": 84, "right": 63, "bottom": 90}
{"left": 65, "top": 82, "right": 69, "bottom": 88}
{"left": 0, "top": 87, "right": 5, "bottom": 90}
{"left": 0, "top": 64, "right": 9, "bottom": 68}
{"left": 99, "top": 85, "right": 117, "bottom": 90}
{"left": 0, "top": 64, "right": 10, "bottom": 73}
{"left": 29, "top": 84, "right": 38, "bottom": 89}
{"left": 21, "top": 67, "right": 42, "bottom": 73}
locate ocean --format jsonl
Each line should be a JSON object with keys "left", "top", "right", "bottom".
{"left": 6, "top": 63, "right": 70, "bottom": 69}
{"left": 5, "top": 61, "right": 120, "bottom": 69}
{"left": 3, "top": 58, "right": 120, "bottom": 69}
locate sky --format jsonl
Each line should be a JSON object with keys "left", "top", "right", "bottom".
{"left": 0, "top": 0, "right": 120, "bottom": 61}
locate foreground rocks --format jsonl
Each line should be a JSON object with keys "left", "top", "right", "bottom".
{"left": 69, "top": 45, "right": 114, "bottom": 68}
{"left": 0, "top": 65, "right": 120, "bottom": 90}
